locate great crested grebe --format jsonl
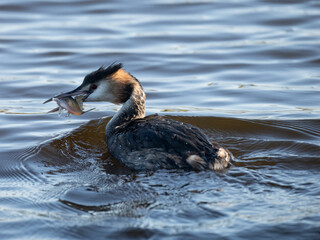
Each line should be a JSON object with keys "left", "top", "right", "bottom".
{"left": 45, "top": 63, "right": 233, "bottom": 171}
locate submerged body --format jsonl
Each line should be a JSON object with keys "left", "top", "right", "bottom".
{"left": 44, "top": 63, "right": 233, "bottom": 171}
{"left": 107, "top": 114, "right": 231, "bottom": 171}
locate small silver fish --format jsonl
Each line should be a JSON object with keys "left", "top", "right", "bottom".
{"left": 48, "top": 96, "right": 94, "bottom": 116}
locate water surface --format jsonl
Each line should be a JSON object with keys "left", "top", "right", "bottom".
{"left": 0, "top": 0, "right": 319, "bottom": 239}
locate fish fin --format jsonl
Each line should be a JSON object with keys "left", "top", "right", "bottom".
{"left": 47, "top": 107, "right": 59, "bottom": 113}
{"left": 83, "top": 108, "right": 95, "bottom": 114}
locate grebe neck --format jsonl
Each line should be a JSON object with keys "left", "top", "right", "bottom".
{"left": 106, "top": 84, "right": 145, "bottom": 138}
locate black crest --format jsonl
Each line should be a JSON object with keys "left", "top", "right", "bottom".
{"left": 83, "top": 63, "right": 123, "bottom": 85}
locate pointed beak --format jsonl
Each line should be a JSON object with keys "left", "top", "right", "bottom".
{"left": 43, "top": 87, "right": 91, "bottom": 104}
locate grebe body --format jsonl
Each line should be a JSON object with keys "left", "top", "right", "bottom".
{"left": 107, "top": 114, "right": 231, "bottom": 171}
{"left": 45, "top": 63, "right": 233, "bottom": 171}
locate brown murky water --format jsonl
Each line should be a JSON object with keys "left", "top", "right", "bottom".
{"left": 0, "top": 0, "right": 319, "bottom": 239}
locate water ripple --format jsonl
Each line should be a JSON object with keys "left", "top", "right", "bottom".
{"left": 1, "top": 0, "right": 320, "bottom": 239}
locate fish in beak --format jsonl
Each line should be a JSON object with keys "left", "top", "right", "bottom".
{"left": 43, "top": 87, "right": 92, "bottom": 104}
{"left": 44, "top": 90, "right": 94, "bottom": 116}
{"left": 43, "top": 63, "right": 126, "bottom": 115}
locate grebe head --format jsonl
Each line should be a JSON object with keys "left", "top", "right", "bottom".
{"left": 44, "top": 63, "right": 139, "bottom": 105}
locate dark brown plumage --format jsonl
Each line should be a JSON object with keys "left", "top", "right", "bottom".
{"left": 45, "top": 63, "right": 233, "bottom": 172}
{"left": 106, "top": 114, "right": 231, "bottom": 171}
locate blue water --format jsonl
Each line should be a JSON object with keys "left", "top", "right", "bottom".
{"left": 0, "top": 0, "right": 319, "bottom": 239}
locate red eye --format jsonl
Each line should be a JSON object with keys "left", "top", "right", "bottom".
{"left": 91, "top": 84, "right": 97, "bottom": 90}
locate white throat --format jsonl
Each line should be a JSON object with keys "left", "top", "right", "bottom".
{"left": 105, "top": 85, "right": 146, "bottom": 137}
{"left": 86, "top": 81, "right": 114, "bottom": 102}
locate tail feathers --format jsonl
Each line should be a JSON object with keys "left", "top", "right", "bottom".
{"left": 210, "top": 147, "right": 233, "bottom": 170}
{"left": 186, "top": 145, "right": 233, "bottom": 171}
{"left": 186, "top": 155, "right": 208, "bottom": 170}
{"left": 186, "top": 147, "right": 233, "bottom": 171}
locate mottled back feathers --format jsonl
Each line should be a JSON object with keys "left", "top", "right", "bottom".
{"left": 106, "top": 115, "right": 223, "bottom": 171}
